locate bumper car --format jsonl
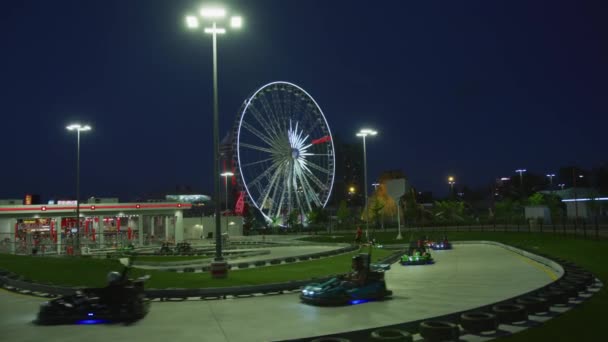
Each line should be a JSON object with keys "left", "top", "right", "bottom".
{"left": 300, "top": 254, "right": 392, "bottom": 306}
{"left": 400, "top": 247, "right": 434, "bottom": 265}
{"left": 36, "top": 260, "right": 151, "bottom": 325}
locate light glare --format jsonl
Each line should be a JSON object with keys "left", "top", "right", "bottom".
{"left": 200, "top": 7, "right": 226, "bottom": 18}
{"left": 186, "top": 16, "right": 199, "bottom": 29}
{"left": 204, "top": 27, "right": 226, "bottom": 34}
{"left": 230, "top": 16, "right": 242, "bottom": 28}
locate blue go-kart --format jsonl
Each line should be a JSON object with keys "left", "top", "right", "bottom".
{"left": 300, "top": 254, "right": 392, "bottom": 306}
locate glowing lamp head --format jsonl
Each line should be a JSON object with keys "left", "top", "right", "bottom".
{"left": 230, "top": 16, "right": 242, "bottom": 28}
{"left": 66, "top": 124, "right": 92, "bottom": 132}
{"left": 199, "top": 7, "right": 226, "bottom": 18}
{"left": 185, "top": 16, "right": 199, "bottom": 29}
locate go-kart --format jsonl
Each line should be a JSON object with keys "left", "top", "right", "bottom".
{"left": 174, "top": 242, "right": 194, "bottom": 255}
{"left": 36, "top": 259, "right": 151, "bottom": 325}
{"left": 400, "top": 246, "right": 434, "bottom": 265}
{"left": 300, "top": 253, "right": 392, "bottom": 306}
{"left": 157, "top": 242, "right": 174, "bottom": 255}
{"left": 429, "top": 238, "right": 452, "bottom": 250}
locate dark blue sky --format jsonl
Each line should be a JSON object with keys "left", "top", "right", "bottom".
{"left": 1, "top": 0, "right": 606, "bottom": 201}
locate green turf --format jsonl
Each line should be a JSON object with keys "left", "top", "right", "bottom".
{"left": 303, "top": 231, "right": 607, "bottom": 342}
{"left": 0, "top": 247, "right": 394, "bottom": 289}
{"left": 134, "top": 255, "right": 211, "bottom": 263}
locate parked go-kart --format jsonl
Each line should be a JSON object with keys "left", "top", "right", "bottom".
{"left": 36, "top": 258, "right": 151, "bottom": 325}
{"left": 400, "top": 246, "right": 434, "bottom": 265}
{"left": 300, "top": 253, "right": 392, "bottom": 305}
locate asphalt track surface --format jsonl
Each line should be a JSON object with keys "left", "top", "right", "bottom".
{"left": 0, "top": 244, "right": 557, "bottom": 342}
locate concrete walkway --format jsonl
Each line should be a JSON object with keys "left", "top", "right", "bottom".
{"left": 0, "top": 243, "right": 557, "bottom": 342}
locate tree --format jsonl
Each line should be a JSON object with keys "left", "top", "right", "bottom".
{"left": 432, "top": 200, "right": 466, "bottom": 223}
{"left": 370, "top": 197, "right": 385, "bottom": 229}
{"left": 527, "top": 193, "right": 545, "bottom": 206}
{"left": 494, "top": 199, "right": 524, "bottom": 224}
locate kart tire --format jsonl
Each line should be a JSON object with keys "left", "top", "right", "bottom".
{"left": 516, "top": 296, "right": 550, "bottom": 314}
{"left": 460, "top": 312, "right": 498, "bottom": 334}
{"left": 550, "top": 284, "right": 579, "bottom": 299}
{"left": 419, "top": 320, "right": 459, "bottom": 342}
{"left": 560, "top": 278, "right": 586, "bottom": 293}
{"left": 567, "top": 273, "right": 594, "bottom": 286}
{"left": 370, "top": 328, "right": 413, "bottom": 341}
{"left": 492, "top": 304, "right": 528, "bottom": 324}
{"left": 310, "top": 337, "right": 350, "bottom": 342}
{"left": 537, "top": 290, "right": 569, "bottom": 305}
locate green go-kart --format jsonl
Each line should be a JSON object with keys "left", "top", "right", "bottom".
{"left": 400, "top": 246, "right": 434, "bottom": 265}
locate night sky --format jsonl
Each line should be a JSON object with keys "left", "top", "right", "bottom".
{"left": 1, "top": 0, "right": 606, "bottom": 201}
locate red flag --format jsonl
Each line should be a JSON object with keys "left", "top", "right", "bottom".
{"left": 235, "top": 191, "right": 246, "bottom": 215}
{"left": 85, "top": 220, "right": 90, "bottom": 235}
{"left": 91, "top": 228, "right": 96, "bottom": 242}
{"left": 127, "top": 227, "right": 133, "bottom": 240}
{"left": 116, "top": 217, "right": 121, "bottom": 231}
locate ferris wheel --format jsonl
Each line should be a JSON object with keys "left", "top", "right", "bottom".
{"left": 234, "top": 81, "right": 335, "bottom": 223}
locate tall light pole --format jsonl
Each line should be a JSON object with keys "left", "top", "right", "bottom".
{"left": 448, "top": 176, "right": 455, "bottom": 198}
{"left": 185, "top": 6, "right": 242, "bottom": 271}
{"left": 356, "top": 128, "right": 377, "bottom": 240}
{"left": 220, "top": 171, "right": 234, "bottom": 233}
{"left": 546, "top": 173, "right": 556, "bottom": 192}
{"left": 372, "top": 183, "right": 380, "bottom": 192}
{"left": 66, "top": 123, "right": 91, "bottom": 254}
{"left": 515, "top": 169, "right": 527, "bottom": 186}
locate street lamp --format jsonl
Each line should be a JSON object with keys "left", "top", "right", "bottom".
{"left": 66, "top": 123, "right": 91, "bottom": 254}
{"left": 515, "top": 169, "right": 527, "bottom": 186}
{"left": 546, "top": 173, "right": 556, "bottom": 189}
{"left": 220, "top": 171, "right": 234, "bottom": 233}
{"left": 356, "top": 128, "right": 377, "bottom": 240}
{"left": 558, "top": 183, "right": 565, "bottom": 190}
{"left": 448, "top": 176, "right": 455, "bottom": 197}
{"left": 185, "top": 5, "right": 242, "bottom": 271}
{"left": 372, "top": 183, "right": 380, "bottom": 191}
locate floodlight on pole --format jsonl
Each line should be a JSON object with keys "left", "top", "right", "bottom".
{"left": 185, "top": 4, "right": 244, "bottom": 278}
{"left": 200, "top": 7, "right": 226, "bottom": 18}
{"left": 186, "top": 16, "right": 199, "bottom": 28}
{"left": 448, "top": 176, "right": 455, "bottom": 197}
{"left": 66, "top": 123, "right": 92, "bottom": 255}
{"left": 546, "top": 173, "right": 556, "bottom": 185}
{"left": 515, "top": 169, "right": 527, "bottom": 186}
{"left": 356, "top": 128, "right": 378, "bottom": 241}
{"left": 230, "top": 16, "right": 242, "bottom": 28}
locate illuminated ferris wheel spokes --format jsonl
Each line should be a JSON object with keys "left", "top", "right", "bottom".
{"left": 235, "top": 81, "right": 335, "bottom": 223}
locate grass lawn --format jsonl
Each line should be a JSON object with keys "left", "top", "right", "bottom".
{"left": 303, "top": 231, "right": 607, "bottom": 342}
{"left": 134, "top": 255, "right": 211, "bottom": 263}
{"left": 0, "top": 247, "right": 394, "bottom": 289}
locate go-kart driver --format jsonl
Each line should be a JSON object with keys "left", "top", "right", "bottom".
{"left": 101, "top": 271, "right": 131, "bottom": 313}
{"left": 339, "top": 255, "right": 368, "bottom": 288}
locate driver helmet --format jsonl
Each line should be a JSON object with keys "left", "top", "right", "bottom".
{"left": 107, "top": 271, "right": 121, "bottom": 285}
{"left": 351, "top": 255, "right": 364, "bottom": 270}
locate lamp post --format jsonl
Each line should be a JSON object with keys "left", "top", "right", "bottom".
{"left": 546, "top": 173, "right": 556, "bottom": 192}
{"left": 372, "top": 183, "right": 380, "bottom": 191}
{"left": 515, "top": 169, "right": 526, "bottom": 186}
{"left": 448, "top": 176, "right": 455, "bottom": 198}
{"left": 356, "top": 128, "right": 377, "bottom": 240}
{"left": 220, "top": 171, "right": 234, "bottom": 233}
{"left": 185, "top": 6, "right": 242, "bottom": 269}
{"left": 66, "top": 123, "right": 91, "bottom": 254}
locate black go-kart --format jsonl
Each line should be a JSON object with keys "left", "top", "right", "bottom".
{"left": 157, "top": 242, "right": 174, "bottom": 255}
{"left": 174, "top": 242, "right": 194, "bottom": 255}
{"left": 36, "top": 260, "right": 151, "bottom": 325}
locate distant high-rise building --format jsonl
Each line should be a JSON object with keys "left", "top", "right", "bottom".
{"left": 330, "top": 135, "right": 364, "bottom": 207}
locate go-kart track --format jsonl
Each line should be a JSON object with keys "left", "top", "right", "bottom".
{"left": 0, "top": 243, "right": 560, "bottom": 342}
